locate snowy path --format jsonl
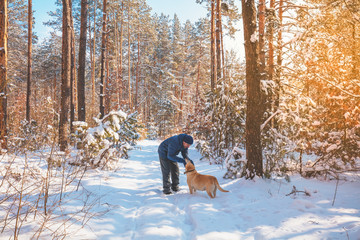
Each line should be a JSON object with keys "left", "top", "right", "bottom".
{"left": 75, "top": 140, "right": 360, "bottom": 240}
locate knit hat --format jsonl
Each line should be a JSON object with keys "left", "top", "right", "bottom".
{"left": 183, "top": 134, "right": 193, "bottom": 145}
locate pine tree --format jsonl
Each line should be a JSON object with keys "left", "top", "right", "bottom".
{"left": 59, "top": 0, "right": 72, "bottom": 151}
{"left": 242, "top": 0, "right": 263, "bottom": 178}
{"left": 77, "top": 0, "right": 88, "bottom": 121}
{"left": 171, "top": 14, "right": 184, "bottom": 126}
{"left": 198, "top": 56, "right": 246, "bottom": 165}
{"left": 0, "top": 0, "right": 8, "bottom": 150}
{"left": 99, "top": 0, "right": 107, "bottom": 118}
{"left": 26, "top": 0, "right": 32, "bottom": 122}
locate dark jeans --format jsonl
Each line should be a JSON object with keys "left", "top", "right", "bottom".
{"left": 159, "top": 156, "right": 179, "bottom": 192}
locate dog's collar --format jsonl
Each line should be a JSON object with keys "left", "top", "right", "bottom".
{"left": 184, "top": 169, "right": 195, "bottom": 174}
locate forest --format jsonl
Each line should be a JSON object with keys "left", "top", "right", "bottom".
{"left": 0, "top": 0, "right": 359, "bottom": 177}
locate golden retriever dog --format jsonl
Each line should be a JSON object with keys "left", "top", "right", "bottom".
{"left": 184, "top": 159, "right": 229, "bottom": 198}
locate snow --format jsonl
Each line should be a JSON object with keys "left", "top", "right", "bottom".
{"left": 326, "top": 144, "right": 338, "bottom": 153}
{"left": 250, "top": 32, "right": 258, "bottom": 43}
{"left": 1, "top": 140, "right": 360, "bottom": 239}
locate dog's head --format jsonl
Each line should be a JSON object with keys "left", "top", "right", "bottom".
{"left": 185, "top": 158, "right": 195, "bottom": 172}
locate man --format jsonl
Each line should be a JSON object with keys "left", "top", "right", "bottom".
{"left": 158, "top": 134, "right": 194, "bottom": 194}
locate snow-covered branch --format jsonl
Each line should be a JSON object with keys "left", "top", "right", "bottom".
{"left": 315, "top": 73, "right": 360, "bottom": 98}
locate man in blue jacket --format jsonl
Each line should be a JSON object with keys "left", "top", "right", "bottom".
{"left": 158, "top": 134, "right": 194, "bottom": 194}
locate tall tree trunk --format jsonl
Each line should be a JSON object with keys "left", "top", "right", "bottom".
{"left": 268, "top": 0, "right": 275, "bottom": 84}
{"left": 114, "top": 9, "right": 119, "bottom": 109}
{"left": 99, "top": 0, "right": 107, "bottom": 118}
{"left": 70, "top": 8, "right": 76, "bottom": 132}
{"left": 26, "top": 0, "right": 32, "bottom": 122}
{"left": 90, "top": 0, "right": 96, "bottom": 115}
{"left": 258, "top": 0, "right": 266, "bottom": 75}
{"left": 59, "top": 0, "right": 72, "bottom": 151}
{"left": 219, "top": 13, "right": 225, "bottom": 80}
{"left": 268, "top": 0, "right": 276, "bottom": 127}
{"left": 195, "top": 60, "right": 201, "bottom": 117}
{"left": 77, "top": 0, "right": 88, "bottom": 122}
{"left": 210, "top": 0, "right": 216, "bottom": 90}
{"left": 274, "top": 0, "right": 283, "bottom": 116}
{"left": 242, "top": 0, "right": 263, "bottom": 179}
{"left": 0, "top": 0, "right": 7, "bottom": 150}
{"left": 105, "top": 39, "right": 110, "bottom": 114}
{"left": 127, "top": 6, "right": 132, "bottom": 110}
{"left": 135, "top": 31, "right": 140, "bottom": 111}
{"left": 179, "top": 73, "right": 185, "bottom": 124}
{"left": 258, "top": 0, "right": 269, "bottom": 126}
{"left": 119, "top": 2, "right": 124, "bottom": 106}
{"left": 143, "top": 75, "right": 148, "bottom": 123}
{"left": 215, "top": 0, "right": 222, "bottom": 80}
{"left": 53, "top": 72, "right": 57, "bottom": 123}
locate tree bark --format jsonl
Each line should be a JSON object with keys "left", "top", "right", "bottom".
{"left": 258, "top": 0, "right": 266, "bottom": 75}
{"left": 119, "top": 2, "right": 124, "bottom": 106}
{"left": 275, "top": 0, "right": 283, "bottom": 117}
{"left": 26, "top": 0, "right": 32, "bottom": 122}
{"left": 268, "top": 0, "right": 276, "bottom": 127}
{"left": 0, "top": 0, "right": 7, "bottom": 150}
{"left": 105, "top": 38, "right": 110, "bottom": 114}
{"left": 127, "top": 4, "right": 132, "bottom": 110}
{"left": 258, "top": 0, "right": 268, "bottom": 126}
{"left": 114, "top": 9, "right": 119, "bottom": 109}
{"left": 59, "top": 0, "right": 72, "bottom": 151}
{"left": 70, "top": 6, "right": 77, "bottom": 132}
{"left": 268, "top": 0, "right": 275, "bottom": 85}
{"left": 90, "top": 0, "right": 96, "bottom": 115}
{"left": 210, "top": 0, "right": 216, "bottom": 90}
{"left": 135, "top": 31, "right": 140, "bottom": 111}
{"left": 99, "top": 0, "right": 107, "bottom": 118}
{"left": 77, "top": 0, "right": 88, "bottom": 121}
{"left": 216, "top": 0, "right": 222, "bottom": 80}
{"left": 242, "top": 0, "right": 263, "bottom": 179}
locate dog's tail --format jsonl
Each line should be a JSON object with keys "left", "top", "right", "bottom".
{"left": 215, "top": 179, "right": 229, "bottom": 192}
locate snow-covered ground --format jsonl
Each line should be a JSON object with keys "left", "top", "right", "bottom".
{"left": 1, "top": 140, "right": 360, "bottom": 239}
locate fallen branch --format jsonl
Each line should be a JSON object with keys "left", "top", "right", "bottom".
{"left": 286, "top": 185, "right": 311, "bottom": 197}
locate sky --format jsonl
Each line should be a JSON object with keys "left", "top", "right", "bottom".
{"left": 31, "top": 0, "right": 244, "bottom": 59}
{"left": 32, "top": 0, "right": 208, "bottom": 41}
{"left": 32, "top": 0, "right": 57, "bottom": 41}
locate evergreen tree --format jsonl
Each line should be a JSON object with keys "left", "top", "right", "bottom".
{"left": 150, "top": 14, "right": 176, "bottom": 137}
{"left": 198, "top": 54, "right": 246, "bottom": 166}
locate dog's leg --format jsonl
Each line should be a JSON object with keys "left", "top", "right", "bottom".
{"left": 206, "top": 186, "right": 215, "bottom": 198}
{"left": 188, "top": 183, "right": 193, "bottom": 194}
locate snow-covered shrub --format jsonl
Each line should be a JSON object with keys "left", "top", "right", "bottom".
{"left": 223, "top": 147, "right": 246, "bottom": 179}
{"left": 260, "top": 96, "right": 311, "bottom": 178}
{"left": 262, "top": 126, "right": 299, "bottom": 178}
{"left": 73, "top": 110, "right": 140, "bottom": 168}
{"left": 303, "top": 123, "right": 360, "bottom": 178}
{"left": 10, "top": 120, "right": 51, "bottom": 153}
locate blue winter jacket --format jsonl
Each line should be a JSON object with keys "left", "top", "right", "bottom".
{"left": 158, "top": 134, "right": 192, "bottom": 166}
